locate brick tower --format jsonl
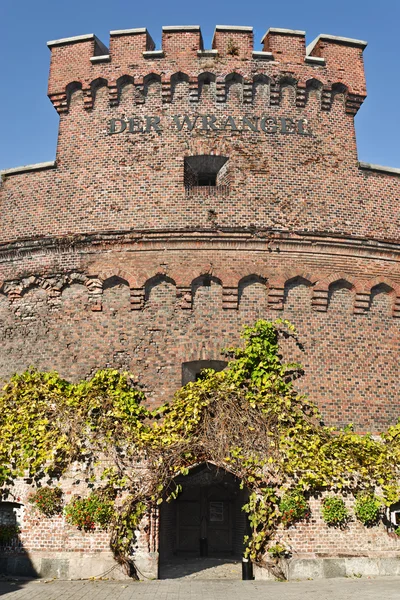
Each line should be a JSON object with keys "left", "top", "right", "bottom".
{"left": 1, "top": 25, "right": 400, "bottom": 579}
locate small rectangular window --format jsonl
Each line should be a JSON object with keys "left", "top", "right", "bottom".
{"left": 184, "top": 155, "right": 229, "bottom": 193}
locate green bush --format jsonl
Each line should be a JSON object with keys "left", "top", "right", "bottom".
{"left": 279, "top": 490, "right": 310, "bottom": 526}
{"left": 354, "top": 493, "right": 381, "bottom": 526}
{"left": 65, "top": 492, "right": 114, "bottom": 531}
{"left": 28, "top": 487, "right": 63, "bottom": 517}
{"left": 321, "top": 496, "right": 349, "bottom": 526}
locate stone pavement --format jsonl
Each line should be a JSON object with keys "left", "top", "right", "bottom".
{"left": 158, "top": 557, "right": 242, "bottom": 579}
{"left": 0, "top": 577, "right": 400, "bottom": 600}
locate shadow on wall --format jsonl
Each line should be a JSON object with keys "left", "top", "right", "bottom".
{"left": 0, "top": 501, "right": 37, "bottom": 594}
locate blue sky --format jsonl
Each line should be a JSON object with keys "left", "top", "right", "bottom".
{"left": 1, "top": 0, "right": 399, "bottom": 170}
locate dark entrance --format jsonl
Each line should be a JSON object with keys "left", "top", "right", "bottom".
{"left": 159, "top": 463, "right": 249, "bottom": 570}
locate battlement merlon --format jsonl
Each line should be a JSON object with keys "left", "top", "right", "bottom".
{"left": 46, "top": 25, "right": 368, "bottom": 100}
{"left": 307, "top": 34, "right": 367, "bottom": 96}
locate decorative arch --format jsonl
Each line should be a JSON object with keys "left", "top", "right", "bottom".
{"left": 143, "top": 73, "right": 162, "bottom": 98}
{"left": 170, "top": 72, "right": 189, "bottom": 85}
{"left": 283, "top": 276, "right": 313, "bottom": 310}
{"left": 191, "top": 274, "right": 223, "bottom": 307}
{"left": 144, "top": 274, "right": 176, "bottom": 303}
{"left": 19, "top": 276, "right": 51, "bottom": 297}
{"left": 198, "top": 72, "right": 216, "bottom": 99}
{"left": 52, "top": 272, "right": 89, "bottom": 295}
{"left": 170, "top": 72, "right": 190, "bottom": 102}
{"left": 116, "top": 75, "right": 135, "bottom": 103}
{"left": 327, "top": 278, "right": 355, "bottom": 313}
{"left": 305, "top": 78, "right": 323, "bottom": 105}
{"left": 97, "top": 269, "right": 136, "bottom": 288}
{"left": 225, "top": 72, "right": 244, "bottom": 102}
{"left": 369, "top": 282, "right": 396, "bottom": 315}
{"left": 66, "top": 81, "right": 83, "bottom": 109}
{"left": 317, "top": 273, "right": 358, "bottom": 291}
{"left": 331, "top": 82, "right": 348, "bottom": 107}
{"left": 89, "top": 77, "right": 109, "bottom": 108}
{"left": 101, "top": 275, "right": 131, "bottom": 312}
{"left": 367, "top": 277, "right": 400, "bottom": 295}
{"left": 238, "top": 274, "right": 268, "bottom": 309}
{"left": 252, "top": 74, "right": 270, "bottom": 103}
{"left": 279, "top": 75, "right": 297, "bottom": 106}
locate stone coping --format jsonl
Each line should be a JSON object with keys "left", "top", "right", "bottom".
{"left": 47, "top": 33, "right": 95, "bottom": 47}
{"left": 1, "top": 161, "right": 56, "bottom": 177}
{"left": 47, "top": 34, "right": 109, "bottom": 56}
{"left": 359, "top": 161, "right": 400, "bottom": 176}
{"left": 214, "top": 25, "right": 253, "bottom": 32}
{"left": 307, "top": 33, "right": 368, "bottom": 55}
{"left": 110, "top": 28, "right": 147, "bottom": 36}
{"left": 162, "top": 25, "right": 201, "bottom": 32}
{"left": 261, "top": 28, "right": 305, "bottom": 42}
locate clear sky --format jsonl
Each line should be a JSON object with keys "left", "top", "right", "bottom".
{"left": 1, "top": 0, "right": 399, "bottom": 171}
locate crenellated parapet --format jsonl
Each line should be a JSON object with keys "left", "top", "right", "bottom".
{"left": 47, "top": 25, "right": 367, "bottom": 115}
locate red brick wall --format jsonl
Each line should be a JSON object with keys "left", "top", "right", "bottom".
{"left": 0, "top": 25, "right": 399, "bottom": 436}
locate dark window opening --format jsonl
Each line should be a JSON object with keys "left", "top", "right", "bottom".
{"left": 182, "top": 360, "right": 228, "bottom": 385}
{"left": 184, "top": 155, "right": 229, "bottom": 192}
{"left": 198, "top": 173, "right": 217, "bottom": 187}
{"left": 0, "top": 502, "right": 22, "bottom": 549}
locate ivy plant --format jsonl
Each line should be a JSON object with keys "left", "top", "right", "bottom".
{"left": 0, "top": 320, "right": 400, "bottom": 575}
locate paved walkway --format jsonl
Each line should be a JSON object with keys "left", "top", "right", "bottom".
{"left": 158, "top": 557, "right": 241, "bottom": 579}
{"left": 0, "top": 577, "right": 399, "bottom": 600}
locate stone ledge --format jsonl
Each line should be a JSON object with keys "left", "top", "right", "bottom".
{"left": 359, "top": 161, "right": 400, "bottom": 176}
{"left": 110, "top": 28, "right": 147, "bottom": 36}
{"left": 143, "top": 50, "right": 164, "bottom": 58}
{"left": 197, "top": 50, "right": 218, "bottom": 57}
{"left": 1, "top": 229, "right": 400, "bottom": 264}
{"left": 0, "top": 551, "right": 132, "bottom": 580}
{"left": 253, "top": 51, "right": 274, "bottom": 60}
{"left": 254, "top": 557, "right": 400, "bottom": 580}
{"left": 305, "top": 55, "right": 326, "bottom": 65}
{"left": 1, "top": 161, "right": 56, "bottom": 177}
{"left": 90, "top": 55, "right": 110, "bottom": 63}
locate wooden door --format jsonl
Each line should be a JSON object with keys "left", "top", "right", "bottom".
{"left": 176, "top": 500, "right": 201, "bottom": 552}
{"left": 176, "top": 485, "right": 233, "bottom": 555}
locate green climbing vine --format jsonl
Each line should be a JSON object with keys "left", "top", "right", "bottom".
{"left": 0, "top": 319, "right": 399, "bottom": 575}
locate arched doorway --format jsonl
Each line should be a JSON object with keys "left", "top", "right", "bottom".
{"left": 158, "top": 463, "right": 249, "bottom": 578}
